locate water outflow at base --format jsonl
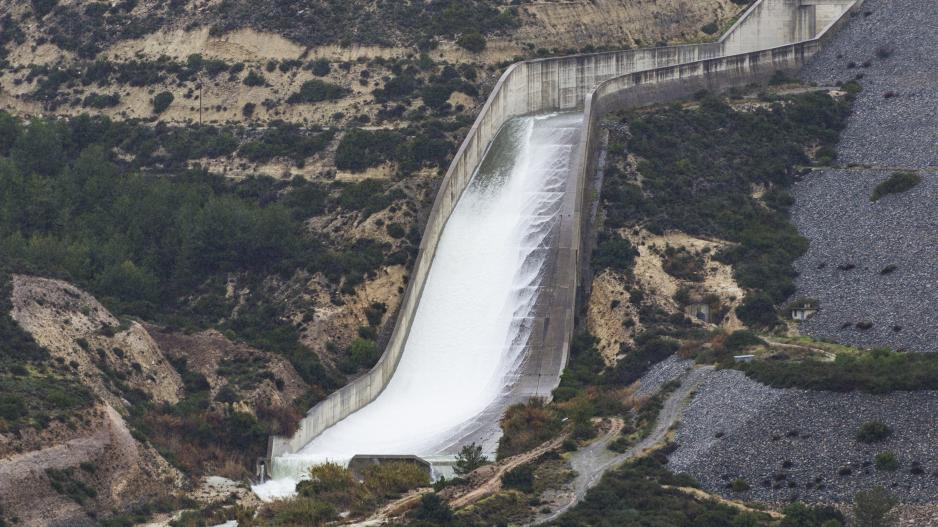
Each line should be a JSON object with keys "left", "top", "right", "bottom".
{"left": 255, "top": 112, "right": 583, "bottom": 499}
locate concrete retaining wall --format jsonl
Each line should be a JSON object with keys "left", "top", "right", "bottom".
{"left": 268, "top": 0, "right": 862, "bottom": 463}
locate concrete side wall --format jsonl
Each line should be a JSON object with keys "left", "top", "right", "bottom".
{"left": 722, "top": 0, "right": 817, "bottom": 54}
{"left": 268, "top": 0, "right": 860, "bottom": 461}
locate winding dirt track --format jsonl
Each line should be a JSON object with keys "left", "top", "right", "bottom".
{"left": 532, "top": 366, "right": 713, "bottom": 525}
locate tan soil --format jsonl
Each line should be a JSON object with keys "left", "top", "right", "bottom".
{"left": 10, "top": 275, "right": 184, "bottom": 408}
{"left": 0, "top": 405, "right": 182, "bottom": 527}
{"left": 294, "top": 264, "right": 408, "bottom": 364}
{"left": 586, "top": 270, "right": 641, "bottom": 365}
{"left": 145, "top": 326, "right": 309, "bottom": 411}
{"left": 613, "top": 230, "right": 747, "bottom": 336}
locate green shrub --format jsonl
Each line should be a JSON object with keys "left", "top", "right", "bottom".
{"left": 242, "top": 102, "right": 256, "bottom": 118}
{"left": 856, "top": 421, "right": 892, "bottom": 443}
{"left": 701, "top": 22, "right": 720, "bottom": 35}
{"left": 239, "top": 123, "right": 334, "bottom": 164}
{"left": 501, "top": 463, "right": 534, "bottom": 493}
{"left": 335, "top": 128, "right": 402, "bottom": 172}
{"left": 152, "top": 91, "right": 174, "bottom": 114}
{"left": 496, "top": 398, "right": 560, "bottom": 459}
{"left": 871, "top": 172, "right": 921, "bottom": 201}
{"left": 386, "top": 223, "right": 406, "bottom": 238}
{"left": 362, "top": 462, "right": 430, "bottom": 496}
{"left": 411, "top": 494, "right": 453, "bottom": 523}
{"left": 591, "top": 234, "right": 638, "bottom": 273}
{"left": 454, "top": 443, "right": 489, "bottom": 476}
{"left": 31, "top": 0, "right": 58, "bottom": 18}
{"left": 550, "top": 457, "right": 774, "bottom": 526}
{"left": 307, "top": 463, "right": 355, "bottom": 491}
{"left": 82, "top": 93, "right": 120, "bottom": 108}
{"left": 730, "top": 478, "right": 750, "bottom": 492}
{"left": 269, "top": 498, "right": 336, "bottom": 526}
{"left": 310, "top": 59, "right": 331, "bottom": 76}
{"left": 45, "top": 467, "right": 97, "bottom": 504}
{"left": 243, "top": 70, "right": 266, "bottom": 87}
{"left": 874, "top": 452, "right": 899, "bottom": 471}
{"left": 780, "top": 502, "right": 846, "bottom": 527}
{"left": 724, "top": 330, "right": 764, "bottom": 352}
{"left": 287, "top": 80, "right": 347, "bottom": 104}
{"left": 456, "top": 32, "right": 486, "bottom": 53}
{"left": 853, "top": 487, "right": 897, "bottom": 527}
{"left": 740, "top": 348, "right": 938, "bottom": 393}
{"left": 339, "top": 338, "right": 379, "bottom": 373}
{"left": 737, "top": 293, "right": 779, "bottom": 328}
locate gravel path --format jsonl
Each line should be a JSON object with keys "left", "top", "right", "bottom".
{"left": 532, "top": 365, "right": 712, "bottom": 524}
{"left": 670, "top": 370, "right": 938, "bottom": 503}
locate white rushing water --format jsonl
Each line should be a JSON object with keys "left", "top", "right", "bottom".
{"left": 254, "top": 112, "right": 582, "bottom": 500}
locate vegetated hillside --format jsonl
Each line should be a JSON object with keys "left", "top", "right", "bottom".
{"left": 0, "top": 0, "right": 742, "bottom": 178}
{"left": 0, "top": 1, "right": 751, "bottom": 524}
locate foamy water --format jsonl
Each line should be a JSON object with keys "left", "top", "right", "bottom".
{"left": 254, "top": 112, "right": 582, "bottom": 500}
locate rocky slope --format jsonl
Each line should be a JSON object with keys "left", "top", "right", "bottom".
{"left": 0, "top": 276, "right": 312, "bottom": 525}
{"left": 10, "top": 275, "right": 184, "bottom": 408}
{"left": 0, "top": 403, "right": 182, "bottom": 527}
{"left": 793, "top": 0, "right": 938, "bottom": 353}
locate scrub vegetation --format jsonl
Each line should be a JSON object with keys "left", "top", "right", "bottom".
{"left": 601, "top": 91, "right": 852, "bottom": 329}
{"left": 0, "top": 111, "right": 419, "bottom": 390}
{"left": 0, "top": 267, "right": 95, "bottom": 433}
{"left": 870, "top": 171, "right": 921, "bottom": 201}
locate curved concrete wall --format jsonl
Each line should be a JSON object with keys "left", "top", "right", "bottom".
{"left": 269, "top": 0, "right": 862, "bottom": 461}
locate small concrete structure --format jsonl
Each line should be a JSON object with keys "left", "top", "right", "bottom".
{"left": 734, "top": 355, "right": 756, "bottom": 363}
{"left": 347, "top": 455, "right": 432, "bottom": 482}
{"left": 790, "top": 300, "right": 820, "bottom": 321}
{"left": 685, "top": 303, "right": 712, "bottom": 323}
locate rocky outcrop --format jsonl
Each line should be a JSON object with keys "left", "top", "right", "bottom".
{"left": 10, "top": 275, "right": 183, "bottom": 408}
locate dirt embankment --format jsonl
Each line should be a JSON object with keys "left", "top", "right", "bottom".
{"left": 587, "top": 230, "right": 745, "bottom": 365}
{"left": 146, "top": 326, "right": 309, "bottom": 411}
{"left": 10, "top": 275, "right": 184, "bottom": 408}
{"left": 514, "top": 0, "right": 737, "bottom": 50}
{"left": 0, "top": 405, "right": 182, "bottom": 527}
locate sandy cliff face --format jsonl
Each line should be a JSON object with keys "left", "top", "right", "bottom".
{"left": 10, "top": 275, "right": 184, "bottom": 408}
{"left": 515, "top": 0, "right": 736, "bottom": 50}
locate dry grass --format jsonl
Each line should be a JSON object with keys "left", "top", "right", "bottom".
{"left": 496, "top": 398, "right": 561, "bottom": 460}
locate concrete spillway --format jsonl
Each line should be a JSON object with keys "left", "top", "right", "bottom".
{"left": 254, "top": 112, "right": 582, "bottom": 499}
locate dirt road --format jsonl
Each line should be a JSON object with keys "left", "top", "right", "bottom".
{"left": 531, "top": 366, "right": 713, "bottom": 524}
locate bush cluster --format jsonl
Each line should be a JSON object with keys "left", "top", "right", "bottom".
{"left": 602, "top": 93, "right": 850, "bottom": 327}
{"left": 870, "top": 171, "right": 921, "bottom": 201}
{"left": 741, "top": 348, "right": 938, "bottom": 393}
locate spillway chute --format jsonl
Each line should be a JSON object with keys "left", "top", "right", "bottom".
{"left": 253, "top": 112, "right": 582, "bottom": 500}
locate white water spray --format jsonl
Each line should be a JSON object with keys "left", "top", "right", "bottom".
{"left": 254, "top": 112, "right": 582, "bottom": 500}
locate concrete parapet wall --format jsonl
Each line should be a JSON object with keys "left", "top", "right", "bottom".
{"left": 268, "top": 0, "right": 862, "bottom": 463}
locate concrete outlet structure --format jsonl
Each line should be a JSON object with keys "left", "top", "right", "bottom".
{"left": 266, "top": 0, "right": 865, "bottom": 469}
